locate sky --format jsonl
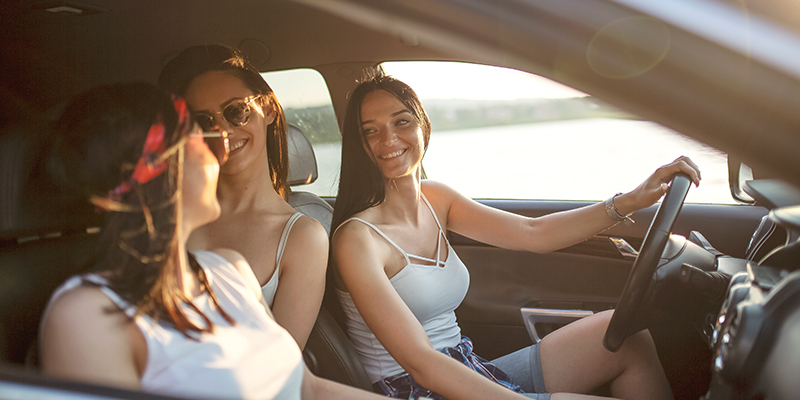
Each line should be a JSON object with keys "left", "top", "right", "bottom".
{"left": 263, "top": 61, "right": 586, "bottom": 109}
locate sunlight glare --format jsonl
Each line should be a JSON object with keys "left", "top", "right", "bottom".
{"left": 382, "top": 61, "right": 586, "bottom": 100}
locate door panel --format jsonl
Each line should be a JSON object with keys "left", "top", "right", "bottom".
{"left": 451, "top": 200, "right": 767, "bottom": 360}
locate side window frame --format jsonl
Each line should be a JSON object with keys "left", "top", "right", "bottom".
{"left": 379, "top": 61, "right": 733, "bottom": 204}
{"left": 261, "top": 69, "right": 341, "bottom": 197}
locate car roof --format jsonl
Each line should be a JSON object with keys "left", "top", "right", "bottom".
{"left": 2, "top": 0, "right": 799, "bottom": 187}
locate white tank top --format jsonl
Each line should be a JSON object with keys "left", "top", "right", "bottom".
{"left": 336, "top": 194, "right": 470, "bottom": 383}
{"left": 261, "top": 212, "right": 304, "bottom": 307}
{"left": 45, "top": 250, "right": 304, "bottom": 400}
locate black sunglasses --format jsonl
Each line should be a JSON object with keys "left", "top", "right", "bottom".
{"left": 193, "top": 95, "right": 260, "bottom": 131}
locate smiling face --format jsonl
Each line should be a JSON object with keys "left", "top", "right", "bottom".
{"left": 360, "top": 89, "right": 425, "bottom": 181}
{"left": 183, "top": 71, "right": 276, "bottom": 176}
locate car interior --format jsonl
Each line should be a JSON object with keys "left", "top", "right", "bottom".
{"left": 2, "top": 0, "right": 800, "bottom": 399}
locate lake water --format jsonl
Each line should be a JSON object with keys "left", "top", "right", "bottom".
{"left": 299, "top": 118, "right": 734, "bottom": 204}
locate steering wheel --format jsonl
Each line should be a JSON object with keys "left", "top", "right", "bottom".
{"left": 603, "top": 173, "right": 692, "bottom": 352}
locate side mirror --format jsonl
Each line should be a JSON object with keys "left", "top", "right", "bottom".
{"left": 728, "top": 155, "right": 755, "bottom": 204}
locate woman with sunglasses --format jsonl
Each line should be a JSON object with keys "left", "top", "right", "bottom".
{"left": 158, "top": 45, "right": 328, "bottom": 349}
{"left": 40, "top": 82, "right": 385, "bottom": 400}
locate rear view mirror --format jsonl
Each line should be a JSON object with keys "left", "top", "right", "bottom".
{"left": 728, "top": 155, "right": 755, "bottom": 204}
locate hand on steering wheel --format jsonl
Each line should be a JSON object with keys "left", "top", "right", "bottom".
{"left": 603, "top": 173, "right": 693, "bottom": 352}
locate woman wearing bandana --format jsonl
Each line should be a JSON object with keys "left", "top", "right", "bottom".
{"left": 39, "top": 82, "right": 385, "bottom": 400}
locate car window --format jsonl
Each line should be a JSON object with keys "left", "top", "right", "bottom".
{"left": 382, "top": 61, "right": 733, "bottom": 204}
{"left": 261, "top": 69, "right": 341, "bottom": 197}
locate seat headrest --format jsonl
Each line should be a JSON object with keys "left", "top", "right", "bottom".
{"left": 286, "top": 124, "right": 319, "bottom": 187}
{"left": 0, "top": 122, "right": 100, "bottom": 241}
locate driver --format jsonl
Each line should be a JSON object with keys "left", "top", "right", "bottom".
{"left": 330, "top": 70, "right": 701, "bottom": 400}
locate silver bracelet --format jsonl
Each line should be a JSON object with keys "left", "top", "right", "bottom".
{"left": 604, "top": 193, "right": 635, "bottom": 226}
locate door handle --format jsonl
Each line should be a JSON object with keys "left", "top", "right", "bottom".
{"left": 609, "top": 237, "right": 638, "bottom": 259}
{"left": 520, "top": 308, "right": 594, "bottom": 343}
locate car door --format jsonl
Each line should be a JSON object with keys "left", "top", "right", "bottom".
{"left": 450, "top": 198, "right": 766, "bottom": 399}
{"left": 451, "top": 200, "right": 767, "bottom": 355}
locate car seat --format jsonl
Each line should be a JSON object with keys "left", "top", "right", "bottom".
{"left": 284, "top": 124, "right": 372, "bottom": 390}
{"left": 0, "top": 121, "right": 102, "bottom": 367}
{"left": 285, "top": 124, "right": 333, "bottom": 233}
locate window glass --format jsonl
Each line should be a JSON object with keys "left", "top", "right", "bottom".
{"left": 382, "top": 61, "right": 733, "bottom": 204}
{"left": 261, "top": 69, "right": 340, "bottom": 196}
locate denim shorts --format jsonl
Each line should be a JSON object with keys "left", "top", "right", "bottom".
{"left": 376, "top": 337, "right": 551, "bottom": 400}
{"left": 491, "top": 343, "right": 551, "bottom": 400}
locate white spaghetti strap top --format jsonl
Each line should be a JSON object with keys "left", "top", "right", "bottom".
{"left": 43, "top": 251, "right": 304, "bottom": 399}
{"left": 334, "top": 193, "right": 470, "bottom": 383}
{"left": 262, "top": 212, "right": 304, "bottom": 307}
{"left": 334, "top": 194, "right": 448, "bottom": 268}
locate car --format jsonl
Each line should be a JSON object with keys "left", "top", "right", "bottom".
{"left": 1, "top": 0, "right": 799, "bottom": 399}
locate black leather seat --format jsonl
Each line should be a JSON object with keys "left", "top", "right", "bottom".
{"left": 285, "top": 124, "right": 333, "bottom": 233}
{"left": 284, "top": 124, "right": 372, "bottom": 390}
{"left": 302, "top": 306, "right": 372, "bottom": 389}
{"left": 0, "top": 121, "right": 101, "bottom": 367}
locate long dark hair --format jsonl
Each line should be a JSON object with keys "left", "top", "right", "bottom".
{"left": 49, "top": 82, "right": 232, "bottom": 337}
{"left": 330, "top": 69, "right": 431, "bottom": 233}
{"left": 158, "top": 44, "right": 289, "bottom": 198}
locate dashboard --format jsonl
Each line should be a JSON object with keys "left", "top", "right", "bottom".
{"left": 704, "top": 181, "right": 800, "bottom": 399}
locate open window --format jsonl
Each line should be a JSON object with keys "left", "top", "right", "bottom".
{"left": 381, "top": 61, "right": 736, "bottom": 204}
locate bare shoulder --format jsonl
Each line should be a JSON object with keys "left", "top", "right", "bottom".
{"left": 40, "top": 284, "right": 130, "bottom": 354}
{"left": 330, "top": 217, "right": 393, "bottom": 296}
{"left": 331, "top": 215, "right": 375, "bottom": 250}
{"left": 40, "top": 283, "right": 140, "bottom": 386}
{"left": 421, "top": 180, "right": 465, "bottom": 227}
{"left": 420, "top": 180, "right": 460, "bottom": 204}
{"left": 420, "top": 179, "right": 454, "bottom": 192}
{"left": 288, "top": 214, "right": 329, "bottom": 249}
{"left": 280, "top": 214, "right": 329, "bottom": 274}
{"left": 331, "top": 216, "right": 388, "bottom": 271}
{"left": 44, "top": 284, "right": 117, "bottom": 324}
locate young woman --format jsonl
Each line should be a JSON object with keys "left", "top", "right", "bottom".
{"left": 39, "top": 82, "right": 384, "bottom": 400}
{"left": 331, "top": 71, "right": 702, "bottom": 400}
{"left": 158, "top": 45, "right": 327, "bottom": 349}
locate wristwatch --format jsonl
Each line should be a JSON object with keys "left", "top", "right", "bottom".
{"left": 604, "top": 193, "right": 635, "bottom": 226}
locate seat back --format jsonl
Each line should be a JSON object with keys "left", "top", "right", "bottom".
{"left": 0, "top": 122, "right": 101, "bottom": 366}
{"left": 285, "top": 124, "right": 333, "bottom": 234}
{"left": 284, "top": 124, "right": 372, "bottom": 390}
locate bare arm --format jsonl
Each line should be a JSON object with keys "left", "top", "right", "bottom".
{"left": 40, "top": 286, "right": 142, "bottom": 390}
{"left": 435, "top": 156, "right": 702, "bottom": 254}
{"left": 332, "top": 223, "right": 530, "bottom": 400}
{"left": 270, "top": 216, "right": 328, "bottom": 349}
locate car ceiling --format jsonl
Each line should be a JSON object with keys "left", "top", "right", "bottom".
{"left": 2, "top": 0, "right": 800, "bottom": 188}
{"left": 1, "top": 1, "right": 444, "bottom": 109}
